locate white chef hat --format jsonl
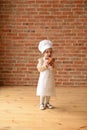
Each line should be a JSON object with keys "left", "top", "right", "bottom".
{"left": 38, "top": 40, "right": 53, "bottom": 53}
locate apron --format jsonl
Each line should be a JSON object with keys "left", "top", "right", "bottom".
{"left": 36, "top": 58, "right": 56, "bottom": 96}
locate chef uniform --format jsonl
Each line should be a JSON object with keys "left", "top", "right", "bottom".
{"left": 36, "top": 40, "right": 56, "bottom": 109}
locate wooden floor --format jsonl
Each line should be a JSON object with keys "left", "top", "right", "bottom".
{"left": 0, "top": 86, "right": 87, "bottom": 130}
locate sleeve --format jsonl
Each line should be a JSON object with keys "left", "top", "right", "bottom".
{"left": 53, "top": 62, "right": 57, "bottom": 73}
{"left": 37, "top": 58, "right": 47, "bottom": 72}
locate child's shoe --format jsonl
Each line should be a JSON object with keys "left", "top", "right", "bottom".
{"left": 40, "top": 104, "right": 45, "bottom": 110}
{"left": 46, "top": 103, "right": 53, "bottom": 109}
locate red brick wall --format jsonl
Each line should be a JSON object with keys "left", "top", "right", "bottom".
{"left": 0, "top": 0, "right": 87, "bottom": 87}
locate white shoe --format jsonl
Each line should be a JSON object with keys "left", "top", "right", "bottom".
{"left": 46, "top": 103, "right": 53, "bottom": 109}
{"left": 40, "top": 104, "right": 45, "bottom": 110}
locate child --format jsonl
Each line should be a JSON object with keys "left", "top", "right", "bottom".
{"left": 36, "top": 40, "right": 56, "bottom": 110}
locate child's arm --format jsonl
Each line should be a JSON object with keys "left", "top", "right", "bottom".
{"left": 48, "top": 57, "right": 57, "bottom": 72}
{"left": 37, "top": 58, "right": 48, "bottom": 72}
{"left": 53, "top": 58, "right": 57, "bottom": 73}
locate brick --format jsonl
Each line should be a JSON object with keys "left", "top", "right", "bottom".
{"left": 0, "top": 0, "right": 86, "bottom": 87}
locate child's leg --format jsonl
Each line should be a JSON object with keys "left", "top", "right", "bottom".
{"left": 40, "top": 96, "right": 45, "bottom": 110}
{"left": 40, "top": 96, "right": 45, "bottom": 105}
{"left": 46, "top": 96, "right": 50, "bottom": 104}
{"left": 46, "top": 96, "right": 53, "bottom": 109}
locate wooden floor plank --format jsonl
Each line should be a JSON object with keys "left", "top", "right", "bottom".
{"left": 0, "top": 86, "right": 87, "bottom": 130}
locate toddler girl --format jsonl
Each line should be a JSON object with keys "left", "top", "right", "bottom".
{"left": 36, "top": 40, "right": 56, "bottom": 110}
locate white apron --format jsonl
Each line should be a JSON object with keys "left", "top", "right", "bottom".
{"left": 36, "top": 58, "right": 56, "bottom": 96}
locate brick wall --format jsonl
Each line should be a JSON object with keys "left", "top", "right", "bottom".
{"left": 0, "top": 0, "right": 87, "bottom": 87}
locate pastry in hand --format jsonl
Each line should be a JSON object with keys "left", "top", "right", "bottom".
{"left": 47, "top": 57, "right": 55, "bottom": 66}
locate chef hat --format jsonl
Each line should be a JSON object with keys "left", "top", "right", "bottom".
{"left": 38, "top": 40, "right": 53, "bottom": 53}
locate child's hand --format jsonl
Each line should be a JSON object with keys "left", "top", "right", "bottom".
{"left": 45, "top": 60, "right": 50, "bottom": 67}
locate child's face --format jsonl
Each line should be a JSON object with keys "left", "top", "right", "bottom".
{"left": 43, "top": 48, "right": 53, "bottom": 58}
